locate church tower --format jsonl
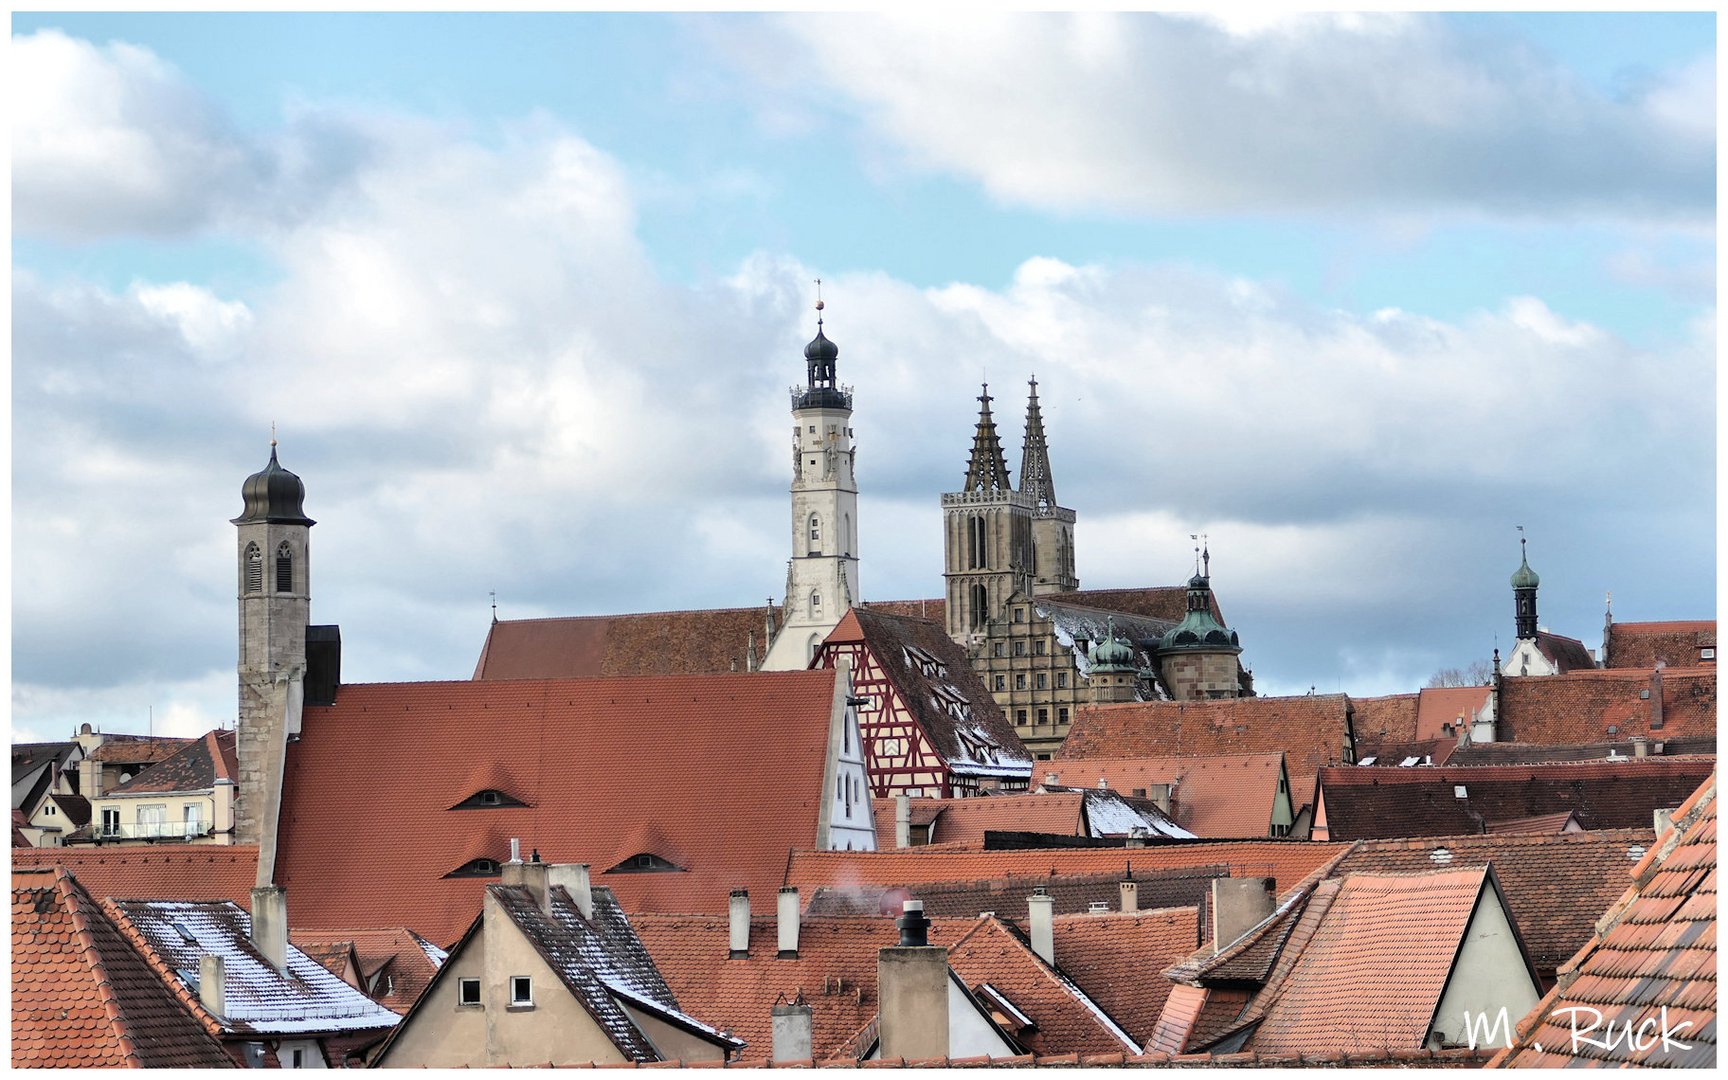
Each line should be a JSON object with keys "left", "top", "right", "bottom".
{"left": 1019, "top": 378, "right": 1078, "bottom": 595}
{"left": 942, "top": 384, "right": 1035, "bottom": 641}
{"left": 1154, "top": 545, "right": 1245, "bottom": 700}
{"left": 232, "top": 441, "right": 313, "bottom": 861}
{"left": 760, "top": 298, "right": 861, "bottom": 671}
{"left": 1511, "top": 537, "right": 1540, "bottom": 642}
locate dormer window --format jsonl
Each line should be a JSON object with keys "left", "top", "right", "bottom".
{"left": 604, "top": 852, "right": 685, "bottom": 874}
{"left": 445, "top": 858, "right": 502, "bottom": 878}
{"left": 449, "top": 788, "right": 527, "bottom": 810}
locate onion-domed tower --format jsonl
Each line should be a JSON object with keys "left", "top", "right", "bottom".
{"left": 761, "top": 294, "right": 861, "bottom": 670}
{"left": 232, "top": 440, "right": 314, "bottom": 856}
{"left": 1087, "top": 617, "right": 1139, "bottom": 704}
{"left": 1154, "top": 546, "right": 1244, "bottom": 700}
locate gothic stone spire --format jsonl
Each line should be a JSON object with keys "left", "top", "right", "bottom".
{"left": 963, "top": 383, "right": 1013, "bottom": 492}
{"left": 1019, "top": 376, "right": 1056, "bottom": 511}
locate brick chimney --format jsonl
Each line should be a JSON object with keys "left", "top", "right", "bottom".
{"left": 212, "top": 778, "right": 236, "bottom": 838}
{"left": 777, "top": 887, "right": 800, "bottom": 958}
{"left": 771, "top": 1000, "right": 814, "bottom": 1062}
{"left": 878, "top": 901, "right": 948, "bottom": 1060}
{"left": 1027, "top": 886, "right": 1054, "bottom": 965}
{"left": 250, "top": 885, "right": 288, "bottom": 974}
{"left": 729, "top": 890, "right": 750, "bottom": 958}
{"left": 1649, "top": 667, "right": 1665, "bottom": 730}
{"left": 1210, "top": 877, "right": 1275, "bottom": 953}
{"left": 1147, "top": 783, "right": 1173, "bottom": 816}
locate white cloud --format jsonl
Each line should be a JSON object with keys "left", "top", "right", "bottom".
{"left": 728, "top": 12, "right": 1712, "bottom": 222}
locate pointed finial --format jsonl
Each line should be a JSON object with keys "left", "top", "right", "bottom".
{"left": 490, "top": 590, "right": 498, "bottom": 624}
{"left": 1202, "top": 538, "right": 1211, "bottom": 579}
{"left": 270, "top": 421, "right": 277, "bottom": 448}
{"left": 1605, "top": 590, "right": 1613, "bottom": 616}
{"left": 814, "top": 278, "right": 824, "bottom": 327}
{"left": 1190, "top": 534, "right": 1201, "bottom": 575}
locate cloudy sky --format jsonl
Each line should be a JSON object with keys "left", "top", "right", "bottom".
{"left": 9, "top": 12, "right": 1716, "bottom": 743}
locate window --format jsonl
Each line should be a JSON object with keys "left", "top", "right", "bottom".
{"left": 275, "top": 542, "right": 293, "bottom": 593}
{"left": 445, "top": 858, "right": 502, "bottom": 878}
{"left": 1015, "top": 709, "right": 1027, "bottom": 725}
{"left": 1058, "top": 707, "right": 1069, "bottom": 725}
{"left": 1015, "top": 674, "right": 1026, "bottom": 690}
{"left": 182, "top": 804, "right": 203, "bottom": 838}
{"left": 243, "top": 542, "right": 262, "bottom": 593}
{"left": 992, "top": 642, "right": 1005, "bottom": 658}
{"left": 970, "top": 584, "right": 988, "bottom": 630}
{"left": 808, "top": 513, "right": 821, "bottom": 551}
{"left": 1701, "top": 647, "right": 1717, "bottom": 661}
{"left": 290, "top": 1049, "right": 304, "bottom": 1068}
{"left": 101, "top": 809, "right": 120, "bottom": 837}
{"left": 1034, "top": 640, "right": 1046, "bottom": 656}
{"left": 1057, "top": 673, "right": 1068, "bottom": 689}
{"left": 137, "top": 804, "right": 166, "bottom": 839}
{"left": 1013, "top": 608, "right": 1025, "bottom": 623}
{"left": 510, "top": 977, "right": 533, "bottom": 1007}
{"left": 843, "top": 513, "right": 851, "bottom": 556}
{"left": 994, "top": 675, "right": 1005, "bottom": 691}
{"left": 1036, "top": 673, "right": 1047, "bottom": 690}
{"left": 810, "top": 590, "right": 822, "bottom": 618}
{"left": 1037, "top": 708, "right": 1049, "bottom": 726}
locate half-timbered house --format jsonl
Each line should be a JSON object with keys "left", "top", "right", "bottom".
{"left": 816, "top": 609, "right": 1033, "bottom": 799}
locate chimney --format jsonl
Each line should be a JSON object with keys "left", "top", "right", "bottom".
{"left": 777, "top": 887, "right": 801, "bottom": 958}
{"left": 771, "top": 1000, "right": 814, "bottom": 1062}
{"left": 1147, "top": 783, "right": 1173, "bottom": 816}
{"left": 1649, "top": 669, "right": 1665, "bottom": 730}
{"left": 1044, "top": 772, "right": 1060, "bottom": 789}
{"left": 1125, "top": 826, "right": 1149, "bottom": 849}
{"left": 1120, "top": 876, "right": 1139, "bottom": 913}
{"left": 1654, "top": 807, "right": 1675, "bottom": 835}
{"left": 1630, "top": 735, "right": 1650, "bottom": 758}
{"left": 250, "top": 885, "right": 289, "bottom": 974}
{"left": 1027, "top": 887, "right": 1054, "bottom": 965}
{"left": 879, "top": 901, "right": 948, "bottom": 1060}
{"left": 1210, "top": 877, "right": 1275, "bottom": 954}
{"left": 895, "top": 793, "right": 911, "bottom": 849}
{"left": 212, "top": 778, "right": 236, "bottom": 836}
{"left": 1097, "top": 776, "right": 1109, "bottom": 789}
{"left": 80, "top": 755, "right": 103, "bottom": 799}
{"left": 728, "top": 890, "right": 750, "bottom": 958}
{"left": 502, "top": 845, "right": 552, "bottom": 915}
{"left": 199, "top": 953, "right": 226, "bottom": 1017}
{"left": 548, "top": 863, "right": 593, "bottom": 920}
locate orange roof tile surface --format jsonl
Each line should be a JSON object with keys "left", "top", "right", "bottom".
{"left": 1489, "top": 772, "right": 1716, "bottom": 1069}
{"left": 785, "top": 842, "right": 1346, "bottom": 901}
{"left": 1498, "top": 666, "right": 1716, "bottom": 744}
{"left": 1603, "top": 619, "right": 1716, "bottom": 669}
{"left": 290, "top": 926, "right": 447, "bottom": 1014}
{"left": 945, "top": 916, "right": 1138, "bottom": 1055}
{"left": 9, "top": 845, "right": 259, "bottom": 907}
{"left": 1038, "top": 755, "right": 1285, "bottom": 838}
{"left": 1049, "top": 907, "right": 1200, "bottom": 1048}
{"left": 88, "top": 735, "right": 195, "bottom": 764}
{"left": 106, "top": 729, "right": 236, "bottom": 796}
{"left": 1349, "top": 694, "right": 1419, "bottom": 744}
{"left": 875, "top": 794, "right": 1088, "bottom": 847}
{"left": 1246, "top": 868, "right": 1494, "bottom": 1054}
{"left": 472, "top": 606, "right": 776, "bottom": 681}
{"left": 11, "top": 866, "right": 235, "bottom": 1068}
{"left": 1057, "top": 695, "right": 1354, "bottom": 807}
{"left": 275, "top": 672, "right": 845, "bottom": 946}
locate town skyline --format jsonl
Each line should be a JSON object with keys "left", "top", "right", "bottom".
{"left": 10, "top": 12, "right": 1715, "bottom": 741}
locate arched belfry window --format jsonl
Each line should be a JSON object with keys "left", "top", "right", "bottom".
{"left": 244, "top": 542, "right": 263, "bottom": 594}
{"left": 275, "top": 542, "right": 294, "bottom": 594}
{"left": 970, "top": 583, "right": 988, "bottom": 630}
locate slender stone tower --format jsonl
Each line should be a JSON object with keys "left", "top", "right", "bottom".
{"left": 1019, "top": 378, "right": 1078, "bottom": 596}
{"left": 232, "top": 441, "right": 312, "bottom": 879}
{"left": 761, "top": 297, "right": 861, "bottom": 670}
{"left": 942, "top": 384, "right": 1035, "bottom": 641}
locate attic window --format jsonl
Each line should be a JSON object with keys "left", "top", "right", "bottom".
{"left": 1430, "top": 848, "right": 1453, "bottom": 865}
{"left": 1453, "top": 785, "right": 1468, "bottom": 799}
{"left": 445, "top": 858, "right": 502, "bottom": 878}
{"left": 450, "top": 789, "right": 527, "bottom": 810}
{"left": 173, "top": 921, "right": 198, "bottom": 945}
{"left": 605, "top": 853, "right": 685, "bottom": 874}
{"left": 1701, "top": 648, "right": 1716, "bottom": 661}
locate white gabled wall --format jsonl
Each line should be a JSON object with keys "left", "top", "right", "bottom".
{"left": 820, "top": 658, "right": 877, "bottom": 852}
{"left": 1428, "top": 880, "right": 1541, "bottom": 1049}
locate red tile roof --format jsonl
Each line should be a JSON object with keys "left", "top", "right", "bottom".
{"left": 1315, "top": 759, "right": 1715, "bottom": 840}
{"left": 275, "top": 672, "right": 846, "bottom": 946}
{"left": 1448, "top": 736, "right": 1716, "bottom": 765}
{"left": 106, "top": 729, "right": 236, "bottom": 796}
{"left": 1489, "top": 770, "right": 1716, "bottom": 1068}
{"left": 823, "top": 608, "right": 1032, "bottom": 780}
{"left": 290, "top": 927, "right": 447, "bottom": 1015}
{"left": 1036, "top": 755, "right": 1285, "bottom": 839}
{"left": 1242, "top": 868, "right": 1503, "bottom": 1054}
{"left": 472, "top": 606, "right": 778, "bottom": 681}
{"left": 1334, "top": 829, "right": 1659, "bottom": 976}
{"left": 785, "top": 842, "right": 1348, "bottom": 901}
{"left": 1049, "top": 907, "right": 1200, "bottom": 1049}
{"left": 1057, "top": 695, "right": 1355, "bottom": 806}
{"left": 805, "top": 866, "right": 1221, "bottom": 925}
{"left": 88, "top": 735, "right": 195, "bottom": 765}
{"left": 11, "top": 866, "right": 235, "bottom": 1068}
{"left": 1533, "top": 630, "right": 1597, "bottom": 674}
{"left": 945, "top": 916, "right": 1138, "bottom": 1055}
{"left": 9, "top": 845, "right": 259, "bottom": 906}
{"left": 1498, "top": 665, "right": 1716, "bottom": 744}
{"left": 1603, "top": 619, "right": 1716, "bottom": 669}
{"left": 860, "top": 598, "right": 948, "bottom": 625}
{"left": 872, "top": 794, "right": 1085, "bottom": 847}
{"left": 1415, "top": 686, "right": 1494, "bottom": 741}
{"left": 1348, "top": 694, "right": 1419, "bottom": 744}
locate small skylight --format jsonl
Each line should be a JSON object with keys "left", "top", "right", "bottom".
{"left": 1430, "top": 848, "right": 1453, "bottom": 865}
{"left": 1453, "top": 785, "right": 1468, "bottom": 799}
{"left": 173, "top": 921, "right": 198, "bottom": 945}
{"left": 1627, "top": 846, "right": 1647, "bottom": 860}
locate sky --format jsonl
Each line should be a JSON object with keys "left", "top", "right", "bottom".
{"left": 8, "top": 11, "right": 1717, "bottom": 743}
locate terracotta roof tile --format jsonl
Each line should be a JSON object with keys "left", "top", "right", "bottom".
{"left": 1048, "top": 907, "right": 1200, "bottom": 1048}
{"left": 1533, "top": 630, "right": 1597, "bottom": 674}
{"left": 873, "top": 794, "right": 1084, "bottom": 847}
{"left": 1448, "top": 736, "right": 1716, "bottom": 764}
{"left": 88, "top": 735, "right": 195, "bottom": 765}
{"left": 473, "top": 607, "right": 778, "bottom": 681}
{"left": 276, "top": 672, "right": 846, "bottom": 946}
{"left": 1489, "top": 771, "right": 1716, "bottom": 1068}
{"left": 1603, "top": 619, "right": 1716, "bottom": 670}
{"left": 1057, "top": 696, "right": 1355, "bottom": 808}
{"left": 9, "top": 845, "right": 259, "bottom": 906}
{"left": 1036, "top": 755, "right": 1286, "bottom": 839}
{"left": 1348, "top": 694, "right": 1419, "bottom": 745}
{"left": 106, "top": 729, "right": 236, "bottom": 795}
{"left": 1316, "top": 759, "right": 1714, "bottom": 840}
{"left": 1498, "top": 666, "right": 1716, "bottom": 744}
{"left": 11, "top": 866, "right": 235, "bottom": 1068}
{"left": 291, "top": 926, "right": 448, "bottom": 1014}
{"left": 785, "top": 842, "right": 1347, "bottom": 902}
{"left": 944, "top": 916, "right": 1138, "bottom": 1055}
{"left": 805, "top": 865, "right": 1222, "bottom": 924}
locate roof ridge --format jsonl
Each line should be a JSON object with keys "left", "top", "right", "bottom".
{"left": 973, "top": 914, "right": 1141, "bottom": 1054}
{"left": 53, "top": 867, "right": 147, "bottom": 1068}
{"left": 493, "top": 604, "right": 781, "bottom": 626}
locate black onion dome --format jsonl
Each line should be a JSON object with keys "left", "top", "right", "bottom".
{"left": 804, "top": 327, "right": 839, "bottom": 362}
{"left": 232, "top": 446, "right": 315, "bottom": 526}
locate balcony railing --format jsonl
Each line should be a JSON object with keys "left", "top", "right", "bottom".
{"left": 96, "top": 821, "right": 213, "bottom": 841}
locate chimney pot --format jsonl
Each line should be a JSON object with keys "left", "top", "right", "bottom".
{"left": 728, "top": 889, "right": 750, "bottom": 959}
{"left": 1630, "top": 735, "right": 1650, "bottom": 758}
{"left": 896, "top": 899, "right": 931, "bottom": 947}
{"left": 777, "top": 887, "right": 801, "bottom": 958}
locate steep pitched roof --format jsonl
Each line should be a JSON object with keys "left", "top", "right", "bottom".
{"left": 872, "top": 791, "right": 1186, "bottom": 849}
{"left": 1315, "top": 760, "right": 1715, "bottom": 840}
{"left": 11, "top": 866, "right": 236, "bottom": 1068}
{"left": 88, "top": 735, "right": 195, "bottom": 765}
{"left": 1603, "top": 619, "right": 1716, "bottom": 669}
{"left": 1042, "top": 587, "right": 1209, "bottom": 625}
{"left": 1049, "top": 907, "right": 1200, "bottom": 1049}
{"left": 860, "top": 598, "right": 948, "bottom": 625}
{"left": 106, "top": 730, "right": 236, "bottom": 796}
{"left": 47, "top": 793, "right": 93, "bottom": 828}
{"left": 1039, "top": 755, "right": 1286, "bottom": 839}
{"left": 1489, "top": 771, "right": 1716, "bottom": 1069}
{"left": 1498, "top": 666, "right": 1716, "bottom": 744}
{"left": 1532, "top": 630, "right": 1597, "bottom": 674}
{"left": 290, "top": 927, "right": 448, "bottom": 1015}
{"left": 1239, "top": 868, "right": 1510, "bottom": 1054}
{"left": 12, "top": 741, "right": 78, "bottom": 787}
{"left": 472, "top": 605, "right": 778, "bottom": 681}
{"left": 946, "top": 915, "right": 1140, "bottom": 1055}
{"left": 1334, "top": 829, "right": 1660, "bottom": 976}
{"left": 1058, "top": 695, "right": 1354, "bottom": 802}
{"left": 275, "top": 671, "right": 846, "bottom": 944}
{"left": 1348, "top": 694, "right": 1419, "bottom": 745}
{"left": 9, "top": 845, "right": 259, "bottom": 906}
{"left": 103, "top": 898, "right": 401, "bottom": 1037}
{"left": 786, "top": 842, "right": 1348, "bottom": 901}
{"left": 827, "top": 608, "right": 1032, "bottom": 778}
{"left": 1448, "top": 736, "right": 1716, "bottom": 765}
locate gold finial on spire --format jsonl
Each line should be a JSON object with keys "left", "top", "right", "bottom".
{"left": 271, "top": 421, "right": 277, "bottom": 448}
{"left": 814, "top": 278, "right": 824, "bottom": 324}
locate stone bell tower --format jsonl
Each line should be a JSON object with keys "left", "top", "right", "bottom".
{"left": 232, "top": 441, "right": 313, "bottom": 872}
{"left": 943, "top": 384, "right": 1035, "bottom": 642}
{"left": 761, "top": 296, "right": 861, "bottom": 671}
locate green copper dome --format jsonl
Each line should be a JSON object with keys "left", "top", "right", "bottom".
{"left": 1511, "top": 545, "right": 1540, "bottom": 590}
{"left": 1090, "top": 618, "right": 1137, "bottom": 673}
{"left": 1157, "top": 573, "right": 1240, "bottom": 654}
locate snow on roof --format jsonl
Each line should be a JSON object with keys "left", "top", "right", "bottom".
{"left": 106, "top": 899, "right": 400, "bottom": 1036}
{"left": 1082, "top": 790, "right": 1194, "bottom": 839}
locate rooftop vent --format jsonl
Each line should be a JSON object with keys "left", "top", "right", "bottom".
{"left": 1430, "top": 848, "right": 1453, "bottom": 865}
{"left": 1088, "top": 902, "right": 1110, "bottom": 914}
{"left": 1627, "top": 846, "right": 1647, "bottom": 860}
